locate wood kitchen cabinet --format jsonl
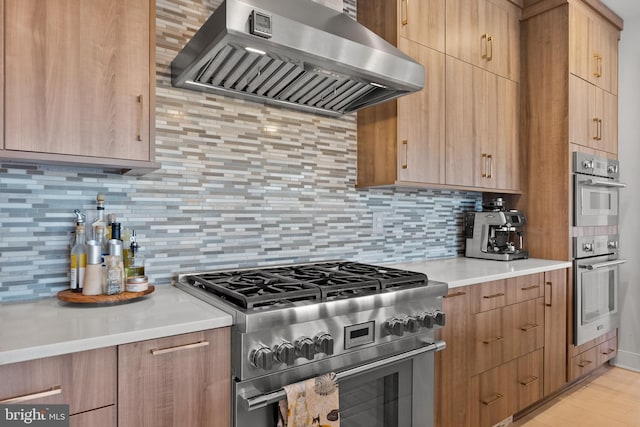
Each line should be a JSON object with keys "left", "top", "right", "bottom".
{"left": 0, "top": 347, "right": 116, "bottom": 425}
{"left": 445, "top": 57, "right": 519, "bottom": 192}
{"left": 118, "top": 328, "right": 231, "bottom": 427}
{"left": 357, "top": 0, "right": 520, "bottom": 193}
{"left": 357, "top": 2, "right": 445, "bottom": 188}
{"left": 436, "top": 272, "right": 557, "bottom": 427}
{"left": 0, "top": 0, "right": 158, "bottom": 174}
{"left": 543, "top": 269, "right": 568, "bottom": 396}
{"left": 446, "top": 0, "right": 521, "bottom": 82}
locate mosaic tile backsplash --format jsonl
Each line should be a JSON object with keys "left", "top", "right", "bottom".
{"left": 0, "top": 0, "right": 481, "bottom": 302}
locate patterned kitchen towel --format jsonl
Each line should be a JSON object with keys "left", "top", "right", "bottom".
{"left": 277, "top": 372, "right": 340, "bottom": 427}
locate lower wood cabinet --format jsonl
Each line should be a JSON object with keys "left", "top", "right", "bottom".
{"left": 118, "top": 328, "right": 230, "bottom": 427}
{"left": 70, "top": 405, "right": 116, "bottom": 427}
{"left": 0, "top": 347, "right": 116, "bottom": 419}
{"left": 436, "top": 270, "right": 569, "bottom": 427}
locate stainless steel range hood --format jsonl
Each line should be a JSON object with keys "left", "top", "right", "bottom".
{"left": 171, "top": 0, "right": 424, "bottom": 117}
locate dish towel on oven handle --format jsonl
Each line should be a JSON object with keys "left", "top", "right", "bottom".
{"left": 277, "top": 372, "right": 340, "bottom": 427}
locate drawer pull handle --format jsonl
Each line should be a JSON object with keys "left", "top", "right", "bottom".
{"left": 521, "top": 284, "right": 540, "bottom": 291}
{"left": 481, "top": 393, "right": 503, "bottom": 406}
{"left": 520, "top": 376, "right": 539, "bottom": 386}
{"left": 136, "top": 94, "right": 144, "bottom": 142}
{"left": 0, "top": 386, "right": 62, "bottom": 404}
{"left": 602, "top": 348, "right": 616, "bottom": 355}
{"left": 545, "top": 281, "right": 553, "bottom": 307}
{"left": 151, "top": 340, "right": 209, "bottom": 356}
{"left": 444, "top": 291, "right": 466, "bottom": 299}
{"left": 482, "top": 292, "right": 505, "bottom": 299}
{"left": 401, "top": 0, "right": 408, "bottom": 26}
{"left": 483, "top": 336, "right": 504, "bottom": 345}
{"left": 578, "top": 360, "right": 593, "bottom": 368}
{"left": 520, "top": 323, "right": 539, "bottom": 332}
{"left": 401, "top": 140, "right": 408, "bottom": 169}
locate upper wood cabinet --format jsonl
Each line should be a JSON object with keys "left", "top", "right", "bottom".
{"left": 446, "top": 0, "right": 521, "bottom": 82}
{"left": 446, "top": 57, "right": 519, "bottom": 192}
{"left": 569, "top": 1, "right": 619, "bottom": 94}
{"left": 357, "top": 0, "right": 520, "bottom": 193}
{"left": 118, "top": 328, "right": 231, "bottom": 427}
{"left": 1, "top": 0, "right": 157, "bottom": 174}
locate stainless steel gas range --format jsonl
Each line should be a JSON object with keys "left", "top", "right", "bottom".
{"left": 177, "top": 261, "right": 448, "bottom": 427}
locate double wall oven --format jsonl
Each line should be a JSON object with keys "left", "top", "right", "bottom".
{"left": 572, "top": 152, "right": 626, "bottom": 346}
{"left": 177, "top": 261, "right": 447, "bottom": 427}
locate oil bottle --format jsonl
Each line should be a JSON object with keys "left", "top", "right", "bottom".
{"left": 70, "top": 210, "right": 87, "bottom": 293}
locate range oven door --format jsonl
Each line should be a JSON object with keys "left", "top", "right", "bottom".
{"left": 235, "top": 341, "right": 444, "bottom": 427}
{"left": 574, "top": 255, "right": 625, "bottom": 346}
{"left": 574, "top": 176, "right": 624, "bottom": 226}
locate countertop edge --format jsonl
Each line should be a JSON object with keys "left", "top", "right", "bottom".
{"left": 445, "top": 261, "right": 572, "bottom": 288}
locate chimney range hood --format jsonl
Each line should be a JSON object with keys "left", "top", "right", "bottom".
{"left": 171, "top": 0, "right": 425, "bottom": 117}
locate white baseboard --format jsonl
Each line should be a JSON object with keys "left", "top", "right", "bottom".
{"left": 611, "top": 349, "right": 640, "bottom": 372}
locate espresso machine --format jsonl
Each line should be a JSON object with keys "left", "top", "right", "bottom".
{"left": 464, "top": 199, "right": 529, "bottom": 261}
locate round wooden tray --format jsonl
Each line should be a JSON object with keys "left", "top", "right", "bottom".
{"left": 57, "top": 285, "right": 154, "bottom": 304}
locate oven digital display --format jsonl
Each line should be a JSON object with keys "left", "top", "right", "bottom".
{"left": 344, "top": 321, "right": 375, "bottom": 349}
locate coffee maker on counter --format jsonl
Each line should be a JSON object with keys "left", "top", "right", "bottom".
{"left": 464, "top": 198, "right": 529, "bottom": 261}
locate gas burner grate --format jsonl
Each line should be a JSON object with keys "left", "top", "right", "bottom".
{"left": 187, "top": 272, "right": 321, "bottom": 309}
{"left": 313, "top": 262, "right": 428, "bottom": 289}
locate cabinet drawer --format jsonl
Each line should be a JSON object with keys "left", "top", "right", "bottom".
{"left": 596, "top": 337, "right": 617, "bottom": 366}
{"left": 473, "top": 309, "right": 504, "bottom": 375}
{"left": 0, "top": 347, "right": 116, "bottom": 415}
{"left": 569, "top": 347, "right": 598, "bottom": 381}
{"left": 471, "top": 360, "right": 515, "bottom": 427}
{"left": 471, "top": 280, "right": 507, "bottom": 313}
{"left": 503, "top": 298, "right": 545, "bottom": 362}
{"left": 70, "top": 405, "right": 115, "bottom": 427}
{"left": 516, "top": 349, "right": 543, "bottom": 411}
{"left": 508, "top": 273, "right": 544, "bottom": 304}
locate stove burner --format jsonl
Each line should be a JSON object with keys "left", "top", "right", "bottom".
{"left": 185, "top": 261, "right": 428, "bottom": 310}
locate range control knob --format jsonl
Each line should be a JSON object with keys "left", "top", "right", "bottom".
{"left": 583, "top": 159, "right": 594, "bottom": 170}
{"left": 314, "top": 333, "right": 334, "bottom": 356}
{"left": 274, "top": 341, "right": 296, "bottom": 366}
{"left": 250, "top": 346, "right": 274, "bottom": 371}
{"left": 295, "top": 337, "right": 316, "bottom": 360}
{"left": 608, "top": 164, "right": 618, "bottom": 174}
{"left": 433, "top": 310, "right": 446, "bottom": 327}
{"left": 383, "top": 318, "right": 404, "bottom": 336}
{"left": 403, "top": 316, "right": 420, "bottom": 333}
{"left": 608, "top": 241, "right": 619, "bottom": 249}
{"left": 583, "top": 243, "right": 594, "bottom": 252}
{"left": 417, "top": 312, "right": 435, "bottom": 329}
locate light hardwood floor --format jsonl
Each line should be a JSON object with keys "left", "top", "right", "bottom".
{"left": 513, "top": 366, "right": 640, "bottom": 426}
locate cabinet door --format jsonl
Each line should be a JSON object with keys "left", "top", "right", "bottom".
{"left": 473, "top": 308, "right": 504, "bottom": 375}
{"left": 569, "top": 75, "right": 592, "bottom": 147}
{"left": 470, "top": 360, "right": 516, "bottom": 427}
{"left": 397, "top": 39, "right": 445, "bottom": 184}
{"left": 435, "top": 289, "right": 471, "bottom": 427}
{"left": 118, "top": 328, "right": 231, "bottom": 427}
{"left": 516, "top": 349, "right": 543, "bottom": 412}
{"left": 503, "top": 298, "right": 545, "bottom": 362}
{"left": 446, "top": 0, "right": 519, "bottom": 81}
{"left": 446, "top": 57, "right": 487, "bottom": 188}
{"left": 398, "top": 0, "right": 445, "bottom": 52}
{"left": 491, "top": 75, "right": 519, "bottom": 191}
{"left": 70, "top": 406, "right": 115, "bottom": 427}
{"left": 602, "top": 90, "right": 618, "bottom": 155}
{"left": 4, "top": 0, "right": 150, "bottom": 160}
{"left": 543, "top": 269, "right": 568, "bottom": 396}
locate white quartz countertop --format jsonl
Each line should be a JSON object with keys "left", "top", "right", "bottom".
{"left": 0, "top": 285, "right": 232, "bottom": 366}
{"left": 386, "top": 257, "right": 572, "bottom": 289}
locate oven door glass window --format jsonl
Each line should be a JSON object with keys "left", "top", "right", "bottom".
{"left": 580, "top": 267, "right": 617, "bottom": 324}
{"left": 575, "top": 181, "right": 619, "bottom": 226}
{"left": 339, "top": 360, "right": 413, "bottom": 427}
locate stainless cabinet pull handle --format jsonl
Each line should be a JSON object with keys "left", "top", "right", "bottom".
{"left": 481, "top": 153, "right": 488, "bottom": 177}
{"left": 481, "top": 34, "right": 488, "bottom": 59}
{"left": 136, "top": 94, "right": 144, "bottom": 142}
{"left": 487, "top": 35, "right": 493, "bottom": 61}
{"left": 444, "top": 291, "right": 467, "bottom": 299}
{"left": 520, "top": 323, "right": 539, "bottom": 332}
{"left": 151, "top": 340, "right": 209, "bottom": 355}
{"left": 482, "top": 292, "right": 504, "bottom": 299}
{"left": 481, "top": 393, "right": 503, "bottom": 406}
{"left": 521, "top": 284, "right": 540, "bottom": 291}
{"left": 483, "top": 336, "right": 504, "bottom": 344}
{"left": 0, "top": 386, "right": 62, "bottom": 404}
{"left": 401, "top": 140, "right": 408, "bottom": 169}
{"left": 487, "top": 154, "right": 493, "bottom": 178}
{"left": 578, "top": 359, "right": 593, "bottom": 368}
{"left": 401, "top": 0, "right": 408, "bottom": 26}
{"left": 520, "top": 376, "right": 539, "bottom": 386}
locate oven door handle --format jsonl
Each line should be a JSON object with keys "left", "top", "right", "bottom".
{"left": 580, "top": 259, "right": 627, "bottom": 270}
{"left": 243, "top": 340, "right": 447, "bottom": 411}
{"left": 580, "top": 178, "right": 627, "bottom": 188}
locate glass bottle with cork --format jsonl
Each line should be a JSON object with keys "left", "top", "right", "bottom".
{"left": 91, "top": 194, "right": 108, "bottom": 257}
